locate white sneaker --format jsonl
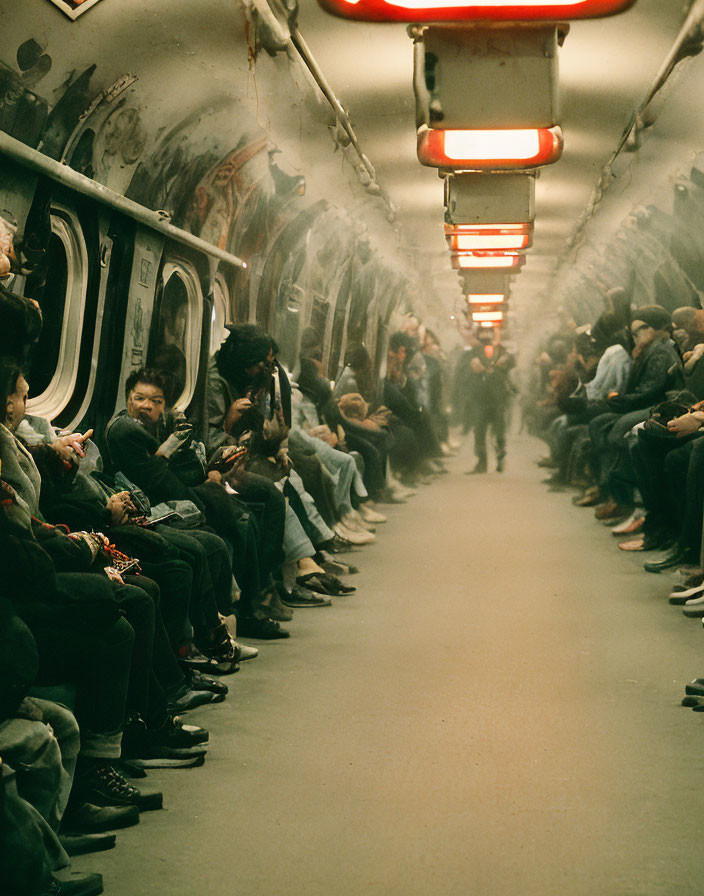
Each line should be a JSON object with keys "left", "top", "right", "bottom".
{"left": 334, "top": 522, "right": 375, "bottom": 545}
{"left": 233, "top": 641, "right": 259, "bottom": 661}
{"left": 343, "top": 510, "right": 376, "bottom": 533}
{"left": 669, "top": 583, "right": 704, "bottom": 600}
{"left": 359, "top": 505, "right": 387, "bottom": 524}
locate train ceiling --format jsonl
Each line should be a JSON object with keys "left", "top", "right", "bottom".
{"left": 0, "top": 0, "right": 700, "bottom": 334}
{"left": 298, "top": 0, "right": 691, "bottom": 323}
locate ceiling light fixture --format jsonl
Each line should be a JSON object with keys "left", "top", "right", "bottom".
{"left": 419, "top": 125, "right": 563, "bottom": 170}
{"left": 319, "top": 0, "right": 635, "bottom": 22}
{"left": 472, "top": 310, "right": 504, "bottom": 323}
{"left": 451, "top": 253, "right": 525, "bottom": 270}
{"left": 445, "top": 223, "right": 530, "bottom": 233}
{"left": 466, "top": 294, "right": 506, "bottom": 304}
{"left": 448, "top": 232, "right": 532, "bottom": 250}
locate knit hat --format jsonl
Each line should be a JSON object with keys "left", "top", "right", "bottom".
{"left": 632, "top": 305, "right": 672, "bottom": 332}
{"left": 338, "top": 393, "right": 369, "bottom": 422}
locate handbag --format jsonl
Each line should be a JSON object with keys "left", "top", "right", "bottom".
{"left": 643, "top": 390, "right": 698, "bottom": 437}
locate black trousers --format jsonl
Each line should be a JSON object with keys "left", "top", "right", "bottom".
{"left": 32, "top": 609, "right": 134, "bottom": 744}
{"left": 108, "top": 526, "right": 193, "bottom": 650}
{"left": 474, "top": 401, "right": 508, "bottom": 464}
{"left": 672, "top": 437, "right": 704, "bottom": 555}
{"left": 196, "top": 476, "right": 283, "bottom": 619}
{"left": 157, "top": 526, "right": 230, "bottom": 626}
{"left": 630, "top": 429, "right": 700, "bottom": 537}
{"left": 118, "top": 574, "right": 185, "bottom": 726}
{"left": 343, "top": 425, "right": 389, "bottom": 497}
{"left": 223, "top": 473, "right": 284, "bottom": 603}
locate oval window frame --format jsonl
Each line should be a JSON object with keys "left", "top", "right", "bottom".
{"left": 209, "top": 272, "right": 231, "bottom": 357}
{"left": 153, "top": 258, "right": 203, "bottom": 413}
{"left": 27, "top": 204, "right": 88, "bottom": 421}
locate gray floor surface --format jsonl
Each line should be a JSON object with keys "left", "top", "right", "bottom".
{"left": 81, "top": 435, "right": 704, "bottom": 895}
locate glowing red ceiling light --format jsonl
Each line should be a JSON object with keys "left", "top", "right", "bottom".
{"left": 467, "top": 294, "right": 506, "bottom": 304}
{"left": 418, "top": 126, "right": 563, "bottom": 170}
{"left": 451, "top": 253, "right": 525, "bottom": 270}
{"left": 472, "top": 310, "right": 505, "bottom": 323}
{"left": 318, "top": 0, "right": 635, "bottom": 22}
{"left": 448, "top": 232, "right": 532, "bottom": 251}
{"left": 445, "top": 223, "right": 530, "bottom": 234}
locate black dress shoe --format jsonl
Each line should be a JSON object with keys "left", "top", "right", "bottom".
{"left": 73, "top": 763, "right": 163, "bottom": 812}
{"left": 171, "top": 688, "right": 220, "bottom": 712}
{"left": 466, "top": 461, "right": 487, "bottom": 475}
{"left": 281, "top": 585, "right": 332, "bottom": 608}
{"left": 59, "top": 832, "right": 117, "bottom": 856}
{"left": 45, "top": 872, "right": 103, "bottom": 896}
{"left": 62, "top": 802, "right": 140, "bottom": 833}
{"left": 121, "top": 715, "right": 208, "bottom": 768}
{"left": 187, "top": 669, "right": 229, "bottom": 696}
{"left": 296, "top": 572, "right": 356, "bottom": 596}
{"left": 685, "top": 679, "right": 704, "bottom": 696}
{"left": 644, "top": 545, "right": 692, "bottom": 573}
{"left": 236, "top": 616, "right": 290, "bottom": 639}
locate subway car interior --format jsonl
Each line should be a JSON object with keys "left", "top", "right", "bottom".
{"left": 5, "top": 1, "right": 704, "bottom": 894}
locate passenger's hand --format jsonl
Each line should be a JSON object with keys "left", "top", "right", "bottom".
{"left": 277, "top": 447, "right": 293, "bottom": 473}
{"left": 224, "top": 398, "right": 253, "bottom": 432}
{"left": 156, "top": 428, "right": 191, "bottom": 458}
{"left": 104, "top": 566, "right": 125, "bottom": 585}
{"left": 667, "top": 413, "right": 703, "bottom": 436}
{"left": 107, "top": 492, "right": 132, "bottom": 526}
{"left": 52, "top": 429, "right": 94, "bottom": 460}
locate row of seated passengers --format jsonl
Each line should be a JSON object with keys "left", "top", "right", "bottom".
{"left": 532, "top": 300, "right": 704, "bottom": 608}
{"left": 0, "top": 321, "right": 448, "bottom": 896}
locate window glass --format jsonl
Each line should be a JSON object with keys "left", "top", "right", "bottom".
{"left": 27, "top": 230, "right": 67, "bottom": 396}
{"left": 209, "top": 275, "right": 230, "bottom": 356}
{"left": 147, "top": 261, "right": 202, "bottom": 412}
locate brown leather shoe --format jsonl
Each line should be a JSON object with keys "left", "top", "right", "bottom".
{"left": 573, "top": 486, "right": 601, "bottom": 507}
{"left": 595, "top": 500, "right": 628, "bottom": 521}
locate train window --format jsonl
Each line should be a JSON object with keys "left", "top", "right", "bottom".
{"left": 328, "top": 267, "right": 353, "bottom": 376}
{"left": 26, "top": 205, "right": 88, "bottom": 420}
{"left": 309, "top": 295, "right": 329, "bottom": 348}
{"left": 209, "top": 274, "right": 231, "bottom": 356}
{"left": 148, "top": 260, "right": 203, "bottom": 412}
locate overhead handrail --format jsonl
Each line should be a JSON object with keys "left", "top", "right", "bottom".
{"left": 0, "top": 131, "right": 247, "bottom": 270}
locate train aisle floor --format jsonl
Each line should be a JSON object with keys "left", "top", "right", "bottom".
{"left": 80, "top": 434, "right": 704, "bottom": 896}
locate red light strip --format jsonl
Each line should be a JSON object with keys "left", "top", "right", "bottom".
{"left": 466, "top": 294, "right": 506, "bottom": 304}
{"left": 445, "top": 223, "right": 531, "bottom": 234}
{"left": 448, "top": 233, "right": 532, "bottom": 250}
{"left": 451, "top": 253, "right": 525, "bottom": 270}
{"left": 419, "top": 126, "right": 563, "bottom": 170}
{"left": 472, "top": 310, "right": 504, "bottom": 322}
{"left": 318, "top": 0, "right": 635, "bottom": 22}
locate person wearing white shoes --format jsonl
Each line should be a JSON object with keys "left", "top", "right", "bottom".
{"left": 358, "top": 504, "right": 387, "bottom": 524}
{"left": 333, "top": 520, "right": 375, "bottom": 545}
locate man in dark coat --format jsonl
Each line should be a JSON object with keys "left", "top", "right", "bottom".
{"left": 464, "top": 327, "right": 516, "bottom": 474}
